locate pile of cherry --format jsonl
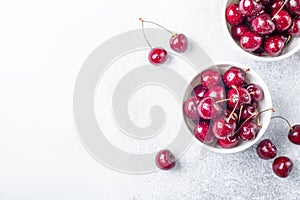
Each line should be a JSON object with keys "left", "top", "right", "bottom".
{"left": 225, "top": 0, "right": 300, "bottom": 57}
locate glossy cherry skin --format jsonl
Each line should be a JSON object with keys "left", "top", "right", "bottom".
{"left": 239, "top": 121, "right": 258, "bottom": 141}
{"left": 194, "top": 121, "right": 215, "bottom": 143}
{"left": 183, "top": 96, "right": 199, "bottom": 119}
{"left": 272, "top": 10, "right": 292, "bottom": 32}
{"left": 227, "top": 87, "right": 252, "bottom": 109}
{"left": 240, "top": 31, "right": 263, "bottom": 52}
{"left": 226, "top": 4, "right": 244, "bottom": 25}
{"left": 256, "top": 139, "right": 277, "bottom": 159}
{"left": 225, "top": 109, "right": 238, "bottom": 124}
{"left": 241, "top": 105, "right": 257, "bottom": 121}
{"left": 200, "top": 69, "right": 222, "bottom": 88}
{"left": 231, "top": 24, "right": 250, "bottom": 40}
{"left": 272, "top": 156, "right": 293, "bottom": 178}
{"left": 212, "top": 117, "right": 236, "bottom": 139}
{"left": 239, "top": 0, "right": 264, "bottom": 17}
{"left": 269, "top": 0, "right": 285, "bottom": 12}
{"left": 217, "top": 135, "right": 239, "bottom": 148}
{"left": 170, "top": 34, "right": 188, "bottom": 53}
{"left": 192, "top": 84, "right": 207, "bottom": 100}
{"left": 223, "top": 67, "right": 246, "bottom": 88}
{"left": 288, "top": 17, "right": 300, "bottom": 37}
{"left": 155, "top": 149, "right": 176, "bottom": 170}
{"left": 251, "top": 13, "right": 275, "bottom": 35}
{"left": 148, "top": 48, "right": 168, "bottom": 65}
{"left": 264, "top": 35, "right": 285, "bottom": 57}
{"left": 287, "top": 0, "right": 300, "bottom": 15}
{"left": 204, "top": 85, "right": 226, "bottom": 102}
{"left": 197, "top": 97, "right": 223, "bottom": 120}
{"left": 288, "top": 125, "right": 300, "bottom": 145}
{"left": 247, "top": 83, "right": 264, "bottom": 102}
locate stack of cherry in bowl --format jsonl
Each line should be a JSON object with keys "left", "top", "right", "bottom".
{"left": 225, "top": 0, "right": 300, "bottom": 59}
{"left": 183, "top": 65, "right": 272, "bottom": 153}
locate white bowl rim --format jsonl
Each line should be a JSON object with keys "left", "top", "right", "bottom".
{"left": 190, "top": 61, "right": 273, "bottom": 153}
{"left": 222, "top": 1, "right": 300, "bottom": 62}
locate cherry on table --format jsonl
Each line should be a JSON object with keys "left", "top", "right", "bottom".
{"left": 194, "top": 121, "right": 215, "bottom": 144}
{"left": 272, "top": 156, "right": 293, "bottom": 178}
{"left": 256, "top": 139, "right": 277, "bottom": 159}
{"left": 226, "top": 4, "right": 245, "bottom": 25}
{"left": 240, "top": 31, "right": 263, "bottom": 52}
{"left": 148, "top": 48, "right": 168, "bottom": 65}
{"left": 155, "top": 149, "right": 176, "bottom": 170}
{"left": 289, "top": 125, "right": 300, "bottom": 145}
{"left": 170, "top": 33, "right": 188, "bottom": 53}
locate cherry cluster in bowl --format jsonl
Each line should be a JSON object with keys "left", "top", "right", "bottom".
{"left": 226, "top": 0, "right": 300, "bottom": 57}
{"left": 183, "top": 66, "right": 270, "bottom": 149}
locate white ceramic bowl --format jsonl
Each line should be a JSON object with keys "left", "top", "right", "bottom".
{"left": 183, "top": 62, "right": 273, "bottom": 153}
{"left": 222, "top": 0, "right": 300, "bottom": 61}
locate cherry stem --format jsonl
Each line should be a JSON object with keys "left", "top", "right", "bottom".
{"left": 271, "top": 0, "right": 288, "bottom": 20}
{"left": 271, "top": 116, "right": 293, "bottom": 131}
{"left": 226, "top": 86, "right": 239, "bottom": 124}
{"left": 139, "top": 18, "right": 177, "bottom": 37}
{"left": 236, "top": 108, "right": 275, "bottom": 133}
{"left": 257, "top": 116, "right": 262, "bottom": 128}
{"left": 238, "top": 105, "right": 243, "bottom": 125}
{"left": 285, "top": 35, "right": 292, "bottom": 46}
{"left": 139, "top": 18, "right": 153, "bottom": 49}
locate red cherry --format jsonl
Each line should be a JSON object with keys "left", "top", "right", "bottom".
{"left": 264, "top": 35, "right": 285, "bottom": 57}
{"left": 217, "top": 135, "right": 239, "bottom": 148}
{"left": 239, "top": 121, "right": 258, "bottom": 141}
{"left": 226, "top": 4, "right": 245, "bottom": 25}
{"left": 197, "top": 97, "right": 223, "bottom": 120}
{"left": 200, "top": 69, "right": 222, "bottom": 88}
{"left": 223, "top": 67, "right": 247, "bottom": 88}
{"left": 194, "top": 121, "right": 215, "bottom": 144}
{"left": 148, "top": 48, "right": 168, "bottom": 65}
{"left": 183, "top": 96, "right": 200, "bottom": 119}
{"left": 204, "top": 85, "right": 226, "bottom": 102}
{"left": 240, "top": 105, "right": 257, "bottom": 121}
{"left": 240, "top": 31, "right": 263, "bottom": 52}
{"left": 246, "top": 83, "right": 264, "bottom": 102}
{"left": 251, "top": 13, "right": 275, "bottom": 35}
{"left": 288, "top": 17, "right": 300, "bottom": 37}
{"left": 192, "top": 84, "right": 207, "bottom": 100}
{"left": 170, "top": 34, "right": 188, "bottom": 53}
{"left": 239, "top": 0, "right": 264, "bottom": 17}
{"left": 225, "top": 109, "right": 238, "bottom": 124}
{"left": 288, "top": 125, "right": 300, "bottom": 145}
{"left": 155, "top": 149, "right": 176, "bottom": 170}
{"left": 287, "top": 0, "right": 300, "bottom": 15}
{"left": 212, "top": 117, "right": 236, "bottom": 139}
{"left": 227, "top": 87, "right": 252, "bottom": 109}
{"left": 231, "top": 24, "right": 250, "bottom": 40}
{"left": 272, "top": 9, "right": 292, "bottom": 32}
{"left": 272, "top": 156, "right": 293, "bottom": 178}
{"left": 269, "top": 0, "right": 285, "bottom": 12}
{"left": 256, "top": 139, "right": 277, "bottom": 159}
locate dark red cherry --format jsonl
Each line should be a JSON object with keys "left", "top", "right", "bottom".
{"left": 200, "top": 69, "right": 222, "bottom": 88}
{"left": 239, "top": 0, "right": 264, "bottom": 17}
{"left": 194, "top": 121, "right": 215, "bottom": 144}
{"left": 288, "top": 125, "right": 300, "bottom": 145}
{"left": 217, "top": 135, "right": 239, "bottom": 148}
{"left": 287, "top": 0, "right": 300, "bottom": 15}
{"left": 246, "top": 83, "right": 264, "bottom": 102}
{"left": 148, "top": 48, "right": 168, "bottom": 65}
{"left": 272, "top": 156, "right": 293, "bottom": 178}
{"left": 251, "top": 13, "right": 275, "bottom": 35}
{"left": 226, "top": 4, "right": 245, "bottom": 25}
{"left": 256, "top": 139, "right": 277, "bottom": 159}
{"left": 204, "top": 85, "right": 226, "bottom": 102}
{"left": 231, "top": 24, "right": 250, "bottom": 40}
{"left": 240, "top": 31, "right": 263, "bottom": 52}
{"left": 212, "top": 117, "right": 237, "bottom": 139}
{"left": 225, "top": 109, "right": 238, "bottom": 124}
{"left": 170, "top": 34, "right": 188, "bottom": 53}
{"left": 288, "top": 17, "right": 300, "bottom": 37}
{"left": 192, "top": 84, "right": 207, "bottom": 100}
{"left": 227, "top": 87, "right": 252, "bottom": 109}
{"left": 197, "top": 97, "right": 223, "bottom": 120}
{"left": 223, "top": 67, "right": 246, "bottom": 88}
{"left": 239, "top": 121, "right": 258, "bottom": 141}
{"left": 272, "top": 9, "right": 292, "bottom": 32}
{"left": 183, "top": 96, "right": 199, "bottom": 119}
{"left": 240, "top": 105, "right": 257, "bottom": 121}
{"left": 269, "top": 0, "right": 285, "bottom": 12}
{"left": 155, "top": 149, "right": 176, "bottom": 170}
{"left": 264, "top": 35, "right": 285, "bottom": 57}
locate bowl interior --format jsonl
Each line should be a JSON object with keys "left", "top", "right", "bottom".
{"left": 223, "top": 0, "right": 300, "bottom": 61}
{"left": 183, "top": 63, "right": 272, "bottom": 153}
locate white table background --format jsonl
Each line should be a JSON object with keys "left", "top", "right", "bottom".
{"left": 0, "top": 0, "right": 300, "bottom": 199}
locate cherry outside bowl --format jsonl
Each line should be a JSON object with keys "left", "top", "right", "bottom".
{"left": 222, "top": 0, "right": 300, "bottom": 61}
{"left": 183, "top": 62, "right": 273, "bottom": 153}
